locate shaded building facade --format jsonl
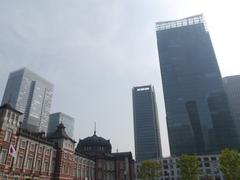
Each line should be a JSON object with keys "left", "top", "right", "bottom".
{"left": 156, "top": 14, "right": 239, "bottom": 156}
{"left": 48, "top": 112, "right": 75, "bottom": 138}
{"left": 223, "top": 75, "right": 240, "bottom": 138}
{"left": 132, "top": 85, "right": 162, "bottom": 162}
{"left": 1, "top": 68, "right": 53, "bottom": 134}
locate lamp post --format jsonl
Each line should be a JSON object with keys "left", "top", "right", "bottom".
{"left": 124, "top": 170, "right": 127, "bottom": 180}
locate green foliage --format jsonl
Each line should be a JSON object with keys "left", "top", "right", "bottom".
{"left": 219, "top": 149, "right": 240, "bottom": 180}
{"left": 203, "top": 175, "right": 214, "bottom": 180}
{"left": 138, "top": 160, "right": 161, "bottom": 180}
{"left": 178, "top": 154, "right": 200, "bottom": 180}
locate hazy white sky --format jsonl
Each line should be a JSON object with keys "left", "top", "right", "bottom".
{"left": 0, "top": 0, "right": 239, "bottom": 157}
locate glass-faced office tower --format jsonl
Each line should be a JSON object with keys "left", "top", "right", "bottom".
{"left": 223, "top": 75, "right": 240, "bottom": 139}
{"left": 1, "top": 68, "right": 53, "bottom": 133}
{"left": 156, "top": 15, "right": 239, "bottom": 156}
{"left": 48, "top": 112, "right": 75, "bottom": 138}
{"left": 132, "top": 85, "right": 162, "bottom": 162}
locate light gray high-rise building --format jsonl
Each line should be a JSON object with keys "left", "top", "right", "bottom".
{"left": 132, "top": 85, "right": 162, "bottom": 162}
{"left": 48, "top": 112, "right": 75, "bottom": 138}
{"left": 1, "top": 68, "right": 53, "bottom": 133}
{"left": 223, "top": 75, "right": 240, "bottom": 136}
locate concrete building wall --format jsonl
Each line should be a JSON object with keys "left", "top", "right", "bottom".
{"left": 136, "top": 154, "right": 224, "bottom": 180}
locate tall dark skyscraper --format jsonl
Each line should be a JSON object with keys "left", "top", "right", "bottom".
{"left": 223, "top": 75, "right": 240, "bottom": 138}
{"left": 132, "top": 85, "right": 162, "bottom": 162}
{"left": 1, "top": 68, "right": 53, "bottom": 133}
{"left": 156, "top": 14, "right": 239, "bottom": 156}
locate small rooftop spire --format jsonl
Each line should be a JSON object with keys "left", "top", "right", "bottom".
{"left": 94, "top": 122, "right": 96, "bottom": 135}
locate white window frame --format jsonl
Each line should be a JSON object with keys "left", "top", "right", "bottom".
{"left": 20, "top": 140, "right": 26, "bottom": 149}
{"left": 44, "top": 161, "right": 49, "bottom": 172}
{"left": 0, "top": 149, "right": 7, "bottom": 164}
{"left": 36, "top": 159, "right": 41, "bottom": 171}
{"left": 17, "top": 155, "right": 23, "bottom": 168}
{"left": 30, "top": 143, "right": 35, "bottom": 151}
{"left": 27, "top": 157, "right": 33, "bottom": 169}
{"left": 46, "top": 149, "right": 50, "bottom": 155}
{"left": 4, "top": 129, "right": 12, "bottom": 142}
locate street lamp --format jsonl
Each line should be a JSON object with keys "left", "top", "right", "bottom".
{"left": 124, "top": 170, "right": 127, "bottom": 180}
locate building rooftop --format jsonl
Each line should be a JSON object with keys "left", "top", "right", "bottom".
{"left": 156, "top": 14, "right": 206, "bottom": 32}
{"left": 48, "top": 123, "right": 76, "bottom": 143}
{"left": 0, "top": 103, "right": 23, "bottom": 114}
{"left": 17, "top": 128, "right": 55, "bottom": 146}
{"left": 111, "top": 152, "right": 133, "bottom": 159}
{"left": 223, "top": 75, "right": 240, "bottom": 80}
{"left": 10, "top": 67, "right": 53, "bottom": 87}
{"left": 76, "top": 131, "right": 112, "bottom": 156}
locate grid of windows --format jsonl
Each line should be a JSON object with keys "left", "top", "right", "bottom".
{"left": 138, "top": 155, "right": 223, "bottom": 180}
{"left": 1, "top": 68, "right": 53, "bottom": 134}
{"left": 132, "top": 85, "right": 162, "bottom": 162}
{"left": 223, "top": 76, "right": 240, "bottom": 145}
{"left": 156, "top": 15, "right": 239, "bottom": 155}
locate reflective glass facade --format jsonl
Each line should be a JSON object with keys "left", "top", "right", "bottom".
{"left": 1, "top": 68, "right": 53, "bottom": 133}
{"left": 132, "top": 85, "right": 162, "bottom": 162}
{"left": 156, "top": 15, "right": 239, "bottom": 156}
{"left": 48, "top": 112, "right": 75, "bottom": 138}
{"left": 223, "top": 75, "right": 240, "bottom": 140}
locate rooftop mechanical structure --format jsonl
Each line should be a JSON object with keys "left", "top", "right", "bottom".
{"left": 156, "top": 14, "right": 207, "bottom": 31}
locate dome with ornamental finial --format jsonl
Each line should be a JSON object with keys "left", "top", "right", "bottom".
{"left": 76, "top": 122, "right": 112, "bottom": 156}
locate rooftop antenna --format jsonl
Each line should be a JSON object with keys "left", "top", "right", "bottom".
{"left": 94, "top": 122, "right": 96, "bottom": 135}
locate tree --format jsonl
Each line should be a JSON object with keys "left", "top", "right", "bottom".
{"left": 202, "top": 175, "right": 214, "bottom": 180}
{"left": 177, "top": 154, "right": 200, "bottom": 180}
{"left": 219, "top": 149, "right": 240, "bottom": 180}
{"left": 138, "top": 160, "right": 161, "bottom": 180}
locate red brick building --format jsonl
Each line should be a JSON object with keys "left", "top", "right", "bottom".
{"left": 0, "top": 104, "right": 94, "bottom": 180}
{"left": 0, "top": 104, "right": 135, "bottom": 180}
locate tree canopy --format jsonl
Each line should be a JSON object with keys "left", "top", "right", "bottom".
{"left": 178, "top": 154, "right": 200, "bottom": 180}
{"left": 219, "top": 149, "right": 240, "bottom": 180}
{"left": 138, "top": 160, "right": 161, "bottom": 180}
